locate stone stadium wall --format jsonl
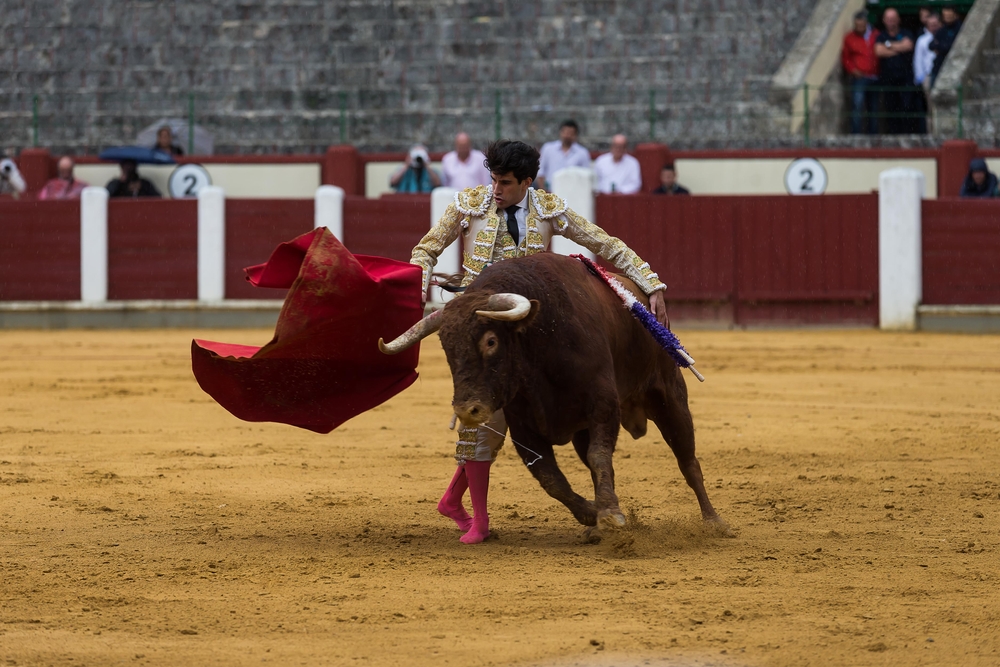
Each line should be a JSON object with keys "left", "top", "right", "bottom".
{"left": 1, "top": 0, "right": 820, "bottom": 154}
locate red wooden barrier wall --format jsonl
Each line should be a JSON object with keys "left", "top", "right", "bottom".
{"left": 224, "top": 196, "right": 431, "bottom": 299}
{"left": 0, "top": 200, "right": 80, "bottom": 300}
{"left": 342, "top": 195, "right": 430, "bottom": 262}
{"left": 225, "top": 199, "right": 314, "bottom": 300}
{"left": 107, "top": 199, "right": 198, "bottom": 300}
{"left": 922, "top": 199, "right": 1000, "bottom": 305}
{"left": 596, "top": 194, "right": 879, "bottom": 325}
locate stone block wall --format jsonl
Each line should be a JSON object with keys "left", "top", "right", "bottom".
{"left": 1, "top": 0, "right": 817, "bottom": 154}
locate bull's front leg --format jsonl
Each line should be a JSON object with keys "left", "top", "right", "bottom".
{"left": 509, "top": 430, "right": 597, "bottom": 526}
{"left": 587, "top": 419, "right": 625, "bottom": 530}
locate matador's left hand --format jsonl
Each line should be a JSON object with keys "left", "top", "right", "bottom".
{"left": 648, "top": 291, "right": 669, "bottom": 329}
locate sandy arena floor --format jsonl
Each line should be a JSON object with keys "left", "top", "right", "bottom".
{"left": 1, "top": 328, "right": 998, "bottom": 667}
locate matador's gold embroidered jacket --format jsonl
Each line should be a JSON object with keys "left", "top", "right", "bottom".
{"left": 410, "top": 185, "right": 666, "bottom": 295}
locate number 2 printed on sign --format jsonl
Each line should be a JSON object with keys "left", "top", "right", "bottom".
{"left": 784, "top": 158, "right": 827, "bottom": 196}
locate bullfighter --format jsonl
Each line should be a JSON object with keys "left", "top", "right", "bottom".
{"left": 409, "top": 139, "right": 668, "bottom": 543}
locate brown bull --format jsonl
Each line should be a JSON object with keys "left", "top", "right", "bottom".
{"left": 382, "top": 252, "right": 724, "bottom": 532}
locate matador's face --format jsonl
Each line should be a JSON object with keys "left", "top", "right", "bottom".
{"left": 491, "top": 171, "right": 531, "bottom": 209}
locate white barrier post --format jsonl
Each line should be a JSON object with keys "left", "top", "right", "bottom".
{"left": 197, "top": 185, "right": 226, "bottom": 302}
{"left": 429, "top": 187, "right": 460, "bottom": 305}
{"left": 314, "top": 185, "right": 345, "bottom": 242}
{"left": 549, "top": 166, "right": 596, "bottom": 260}
{"left": 879, "top": 168, "right": 925, "bottom": 330}
{"left": 80, "top": 186, "right": 109, "bottom": 303}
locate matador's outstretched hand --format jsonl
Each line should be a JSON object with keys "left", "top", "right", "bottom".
{"left": 649, "top": 291, "right": 669, "bottom": 329}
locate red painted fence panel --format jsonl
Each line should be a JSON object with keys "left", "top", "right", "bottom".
{"left": 596, "top": 195, "right": 738, "bottom": 322}
{"left": 922, "top": 199, "right": 1000, "bottom": 305}
{"left": 0, "top": 200, "right": 80, "bottom": 300}
{"left": 735, "top": 195, "right": 878, "bottom": 325}
{"left": 225, "top": 199, "right": 314, "bottom": 300}
{"left": 343, "top": 195, "right": 430, "bottom": 262}
{"left": 107, "top": 199, "right": 198, "bottom": 300}
{"left": 596, "top": 194, "right": 879, "bottom": 325}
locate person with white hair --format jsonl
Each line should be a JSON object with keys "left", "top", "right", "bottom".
{"left": 593, "top": 134, "right": 642, "bottom": 194}
{"left": 0, "top": 157, "right": 27, "bottom": 198}
{"left": 389, "top": 144, "right": 441, "bottom": 193}
{"left": 38, "top": 156, "right": 90, "bottom": 200}
{"left": 441, "top": 132, "right": 490, "bottom": 190}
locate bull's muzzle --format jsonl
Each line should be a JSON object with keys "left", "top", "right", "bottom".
{"left": 453, "top": 399, "right": 493, "bottom": 428}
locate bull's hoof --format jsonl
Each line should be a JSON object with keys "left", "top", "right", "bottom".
{"left": 581, "top": 526, "right": 603, "bottom": 544}
{"left": 597, "top": 509, "right": 626, "bottom": 530}
{"left": 704, "top": 515, "right": 735, "bottom": 538}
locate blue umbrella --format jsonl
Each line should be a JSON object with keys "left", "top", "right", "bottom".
{"left": 98, "top": 146, "right": 176, "bottom": 164}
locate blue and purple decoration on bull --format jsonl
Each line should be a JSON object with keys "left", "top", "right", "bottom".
{"left": 571, "top": 254, "right": 705, "bottom": 383}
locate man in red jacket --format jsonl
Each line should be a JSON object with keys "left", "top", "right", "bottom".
{"left": 842, "top": 10, "right": 880, "bottom": 134}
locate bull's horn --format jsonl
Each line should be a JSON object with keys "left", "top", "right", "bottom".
{"left": 475, "top": 293, "right": 532, "bottom": 321}
{"left": 378, "top": 309, "right": 443, "bottom": 355}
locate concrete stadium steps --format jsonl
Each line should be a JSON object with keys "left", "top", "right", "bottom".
{"left": 960, "top": 26, "right": 1000, "bottom": 143}
{"left": 2, "top": 0, "right": 817, "bottom": 152}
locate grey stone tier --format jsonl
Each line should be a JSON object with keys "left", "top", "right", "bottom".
{"left": 1, "top": 0, "right": 817, "bottom": 153}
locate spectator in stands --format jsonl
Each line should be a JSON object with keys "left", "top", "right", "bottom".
{"left": 536, "top": 120, "right": 591, "bottom": 190}
{"left": 842, "top": 11, "right": 880, "bottom": 135}
{"left": 914, "top": 13, "right": 940, "bottom": 89}
{"left": 37, "top": 156, "right": 90, "bottom": 200}
{"left": 930, "top": 6, "right": 962, "bottom": 86}
{"left": 390, "top": 144, "right": 441, "bottom": 193}
{"left": 918, "top": 6, "right": 931, "bottom": 27}
{"left": 960, "top": 158, "right": 1000, "bottom": 198}
{"left": 153, "top": 126, "right": 184, "bottom": 156}
{"left": 593, "top": 134, "right": 641, "bottom": 194}
{"left": 875, "top": 8, "right": 916, "bottom": 134}
{"left": 651, "top": 163, "right": 689, "bottom": 195}
{"left": 441, "top": 132, "right": 490, "bottom": 190}
{"left": 106, "top": 159, "right": 161, "bottom": 198}
{"left": 913, "top": 12, "right": 940, "bottom": 134}
{"left": 0, "top": 157, "right": 27, "bottom": 198}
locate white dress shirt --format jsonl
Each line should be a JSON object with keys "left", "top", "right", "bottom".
{"left": 913, "top": 28, "right": 936, "bottom": 85}
{"left": 441, "top": 149, "right": 491, "bottom": 190}
{"left": 538, "top": 140, "right": 592, "bottom": 180}
{"left": 502, "top": 191, "right": 529, "bottom": 244}
{"left": 593, "top": 152, "right": 642, "bottom": 194}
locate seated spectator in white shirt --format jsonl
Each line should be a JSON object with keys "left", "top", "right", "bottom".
{"left": 913, "top": 12, "right": 939, "bottom": 88}
{"left": 536, "top": 119, "right": 591, "bottom": 190}
{"left": 593, "top": 134, "right": 642, "bottom": 194}
{"left": 441, "top": 132, "right": 490, "bottom": 190}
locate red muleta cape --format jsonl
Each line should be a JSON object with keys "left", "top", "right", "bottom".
{"left": 191, "top": 227, "right": 424, "bottom": 434}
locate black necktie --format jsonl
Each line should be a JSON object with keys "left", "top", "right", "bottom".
{"left": 505, "top": 205, "right": 520, "bottom": 245}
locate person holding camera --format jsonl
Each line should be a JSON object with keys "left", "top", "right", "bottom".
{"left": 0, "top": 157, "right": 27, "bottom": 198}
{"left": 389, "top": 144, "right": 442, "bottom": 193}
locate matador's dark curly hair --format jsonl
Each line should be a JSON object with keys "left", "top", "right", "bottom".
{"left": 483, "top": 140, "right": 540, "bottom": 183}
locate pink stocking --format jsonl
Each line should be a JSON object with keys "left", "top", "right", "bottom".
{"left": 437, "top": 465, "right": 472, "bottom": 531}
{"left": 460, "top": 460, "right": 491, "bottom": 544}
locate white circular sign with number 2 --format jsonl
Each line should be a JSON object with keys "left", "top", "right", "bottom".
{"left": 784, "top": 158, "right": 827, "bottom": 196}
{"left": 168, "top": 164, "right": 212, "bottom": 198}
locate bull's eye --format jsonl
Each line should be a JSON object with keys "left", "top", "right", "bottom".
{"left": 479, "top": 332, "right": 499, "bottom": 357}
